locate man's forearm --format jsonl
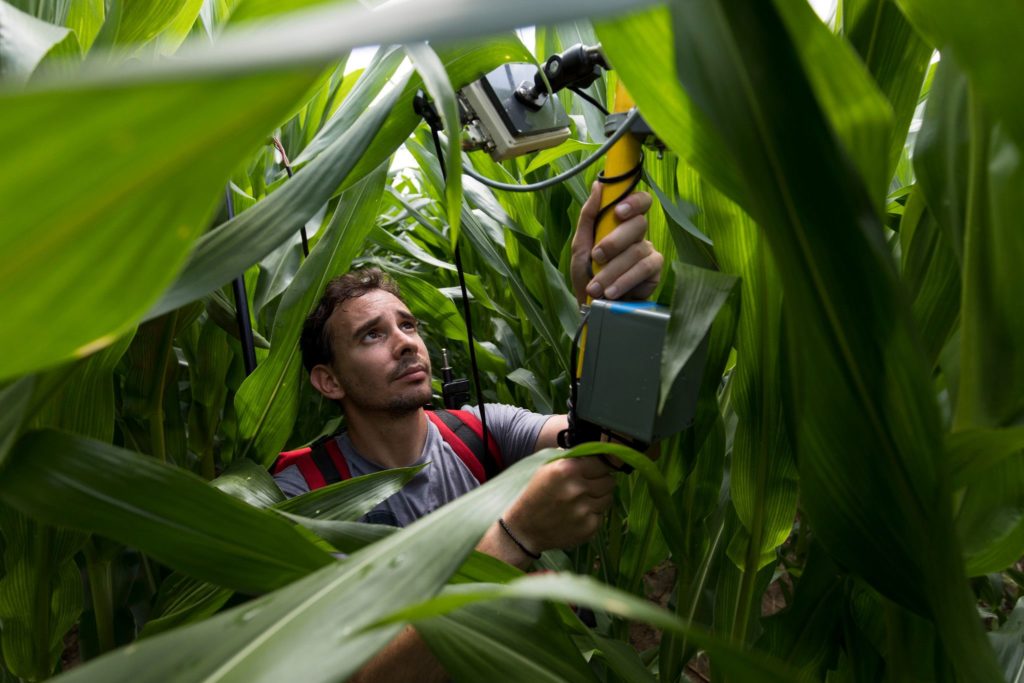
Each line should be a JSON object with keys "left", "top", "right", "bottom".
{"left": 349, "top": 625, "right": 447, "bottom": 683}
{"left": 349, "top": 524, "right": 533, "bottom": 682}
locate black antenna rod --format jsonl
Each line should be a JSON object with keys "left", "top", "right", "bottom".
{"left": 225, "top": 185, "right": 258, "bottom": 376}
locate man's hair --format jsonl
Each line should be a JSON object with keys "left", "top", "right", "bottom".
{"left": 300, "top": 267, "right": 402, "bottom": 372}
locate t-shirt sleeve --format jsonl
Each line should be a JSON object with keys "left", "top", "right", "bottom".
{"left": 466, "top": 403, "right": 553, "bottom": 467}
{"left": 274, "top": 465, "right": 311, "bottom": 499}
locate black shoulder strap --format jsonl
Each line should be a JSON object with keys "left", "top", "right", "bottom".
{"left": 431, "top": 408, "right": 503, "bottom": 481}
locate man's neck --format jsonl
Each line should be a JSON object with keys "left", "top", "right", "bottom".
{"left": 344, "top": 407, "right": 428, "bottom": 469}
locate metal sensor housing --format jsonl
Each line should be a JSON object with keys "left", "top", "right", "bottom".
{"left": 577, "top": 301, "right": 707, "bottom": 444}
{"left": 460, "top": 63, "right": 571, "bottom": 161}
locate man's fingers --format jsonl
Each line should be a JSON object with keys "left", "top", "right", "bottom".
{"left": 572, "top": 181, "right": 603, "bottom": 256}
{"left": 586, "top": 243, "right": 662, "bottom": 300}
{"left": 578, "top": 181, "right": 603, "bottom": 225}
{"left": 590, "top": 215, "right": 648, "bottom": 266}
{"left": 566, "top": 455, "right": 615, "bottom": 479}
{"left": 612, "top": 191, "right": 652, "bottom": 221}
{"left": 586, "top": 476, "right": 617, "bottom": 499}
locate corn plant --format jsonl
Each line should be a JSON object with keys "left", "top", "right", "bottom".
{"left": 1, "top": 0, "right": 1023, "bottom": 681}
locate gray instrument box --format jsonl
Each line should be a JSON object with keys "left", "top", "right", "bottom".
{"left": 577, "top": 300, "right": 708, "bottom": 443}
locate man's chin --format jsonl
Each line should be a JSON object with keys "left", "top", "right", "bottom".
{"left": 385, "top": 387, "right": 433, "bottom": 414}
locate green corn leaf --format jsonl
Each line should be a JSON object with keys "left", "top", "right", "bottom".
{"left": 292, "top": 46, "right": 405, "bottom": 165}
{"left": 405, "top": 42, "right": 462, "bottom": 249}
{"left": 756, "top": 543, "right": 845, "bottom": 676}
{"left": 660, "top": 261, "right": 737, "bottom": 412}
{"left": 0, "top": 508, "right": 84, "bottom": 681}
{"left": 899, "top": 186, "right": 960, "bottom": 367}
{"left": 66, "top": 0, "right": 104, "bottom": 53}
{"left": 677, "top": 160, "right": 797, "bottom": 636}
{"left": 0, "top": 430, "right": 333, "bottom": 594}
{"left": 378, "top": 573, "right": 808, "bottom": 683}
{"left": 896, "top": 0, "right": 1024, "bottom": 151}
{"left": 234, "top": 167, "right": 387, "bottom": 465}
{"left": 595, "top": 7, "right": 745, "bottom": 206}
{"left": 142, "top": 457, "right": 424, "bottom": 638}
{"left": 182, "top": 318, "right": 234, "bottom": 477}
{"left": 277, "top": 464, "right": 426, "bottom": 522}
{"left": 395, "top": 273, "right": 507, "bottom": 374}
{"left": 153, "top": 0, "right": 204, "bottom": 54}
{"left": 774, "top": 0, "right": 894, "bottom": 204}
{"left": 48, "top": 450, "right": 554, "bottom": 683}
{"left": 948, "top": 427, "right": 1024, "bottom": 490}
{"left": 408, "top": 137, "right": 571, "bottom": 374}
{"left": 957, "top": 455, "right": 1024, "bottom": 576}
{"left": 0, "top": 65, "right": 319, "bottom": 382}
{"left": 0, "top": 1, "right": 77, "bottom": 83}
{"left": 31, "top": 332, "right": 133, "bottom": 443}
{"left": 282, "top": 517, "right": 393, "bottom": 556}
{"left": 0, "top": 378, "right": 34, "bottom": 468}
{"left": 139, "top": 572, "right": 234, "bottom": 640}
{"left": 668, "top": 0, "right": 999, "bottom": 677}
{"left": 914, "top": 54, "right": 970, "bottom": 266}
{"left": 507, "top": 368, "right": 554, "bottom": 415}
{"left": 842, "top": 0, "right": 933, "bottom": 175}
{"left": 149, "top": 85, "right": 399, "bottom": 320}
{"left": 989, "top": 598, "right": 1024, "bottom": 683}
{"left": 954, "top": 117, "right": 1024, "bottom": 430}
{"left": 210, "top": 460, "right": 286, "bottom": 509}
{"left": 226, "top": 0, "right": 333, "bottom": 26}
{"left": 523, "top": 139, "right": 601, "bottom": 176}
{"left": 96, "top": 0, "right": 198, "bottom": 47}
{"left": 295, "top": 38, "right": 533, "bottom": 185}
{"left": 416, "top": 599, "right": 598, "bottom": 683}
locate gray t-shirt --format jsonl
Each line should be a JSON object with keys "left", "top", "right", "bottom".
{"left": 274, "top": 404, "right": 551, "bottom": 527}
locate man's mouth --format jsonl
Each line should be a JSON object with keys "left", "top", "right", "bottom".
{"left": 392, "top": 362, "right": 427, "bottom": 382}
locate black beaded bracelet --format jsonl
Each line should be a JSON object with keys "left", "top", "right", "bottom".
{"left": 498, "top": 517, "right": 541, "bottom": 560}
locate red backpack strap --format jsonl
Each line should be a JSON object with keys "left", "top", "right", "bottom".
{"left": 272, "top": 434, "right": 352, "bottom": 492}
{"left": 426, "top": 408, "right": 504, "bottom": 484}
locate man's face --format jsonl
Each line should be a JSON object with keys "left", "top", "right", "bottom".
{"left": 320, "top": 289, "right": 432, "bottom": 415}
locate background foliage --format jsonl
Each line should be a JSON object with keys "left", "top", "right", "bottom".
{"left": 1, "top": 0, "right": 1022, "bottom": 681}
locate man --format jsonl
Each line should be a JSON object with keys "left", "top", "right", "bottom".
{"left": 274, "top": 182, "right": 660, "bottom": 682}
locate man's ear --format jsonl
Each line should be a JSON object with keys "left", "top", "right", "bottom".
{"left": 310, "top": 364, "right": 345, "bottom": 401}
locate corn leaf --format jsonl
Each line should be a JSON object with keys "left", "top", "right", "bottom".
{"left": 0, "top": 1, "right": 76, "bottom": 82}
{"left": 0, "top": 430, "right": 333, "bottom": 594}
{"left": 47, "top": 450, "right": 553, "bottom": 683}
{"left": 380, "top": 573, "right": 809, "bottom": 683}
{"left": 668, "top": 0, "right": 999, "bottom": 676}
{"left": 234, "top": 168, "right": 386, "bottom": 465}
{"left": 405, "top": 42, "right": 462, "bottom": 249}
{"left": 896, "top": 0, "right": 1024, "bottom": 151}
{"left": 0, "top": 66, "right": 319, "bottom": 382}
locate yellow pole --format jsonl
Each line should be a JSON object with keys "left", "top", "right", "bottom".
{"left": 577, "top": 81, "right": 643, "bottom": 379}
{"left": 592, "top": 83, "right": 642, "bottom": 279}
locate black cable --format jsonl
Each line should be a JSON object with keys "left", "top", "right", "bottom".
{"left": 428, "top": 126, "right": 490, "bottom": 454}
{"left": 225, "top": 186, "right": 258, "bottom": 376}
{"left": 272, "top": 136, "right": 309, "bottom": 258}
{"left": 462, "top": 108, "right": 641, "bottom": 193}
{"left": 568, "top": 86, "right": 610, "bottom": 116}
{"left": 593, "top": 152, "right": 645, "bottom": 228}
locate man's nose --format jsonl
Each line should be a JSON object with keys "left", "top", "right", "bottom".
{"left": 392, "top": 326, "right": 417, "bottom": 356}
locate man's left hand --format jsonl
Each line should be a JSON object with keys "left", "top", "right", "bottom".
{"left": 570, "top": 182, "right": 662, "bottom": 305}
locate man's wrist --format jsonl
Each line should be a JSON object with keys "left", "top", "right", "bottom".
{"left": 498, "top": 517, "right": 541, "bottom": 560}
{"left": 477, "top": 521, "right": 535, "bottom": 570}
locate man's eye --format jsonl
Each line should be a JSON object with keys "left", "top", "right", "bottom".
{"left": 401, "top": 321, "right": 418, "bottom": 331}
{"left": 363, "top": 330, "right": 382, "bottom": 341}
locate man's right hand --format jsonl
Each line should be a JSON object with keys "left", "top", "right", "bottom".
{"left": 499, "top": 456, "right": 616, "bottom": 559}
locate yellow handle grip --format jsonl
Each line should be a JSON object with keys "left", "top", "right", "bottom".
{"left": 577, "top": 81, "right": 643, "bottom": 380}
{"left": 592, "top": 81, "right": 642, "bottom": 279}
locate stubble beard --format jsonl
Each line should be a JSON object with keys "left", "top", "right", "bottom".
{"left": 342, "top": 367, "right": 433, "bottom": 417}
